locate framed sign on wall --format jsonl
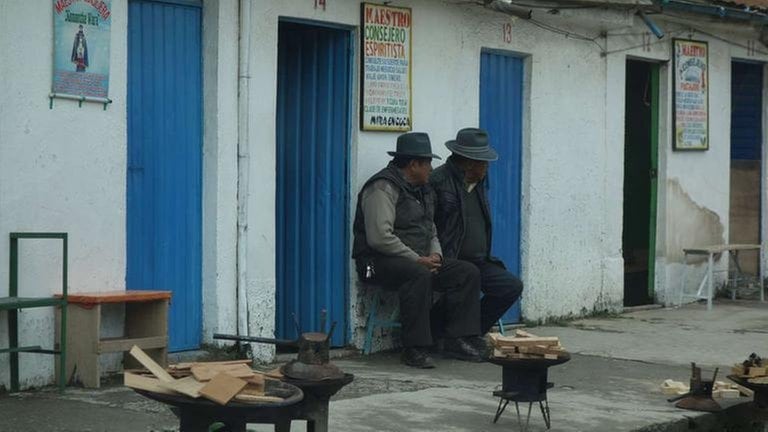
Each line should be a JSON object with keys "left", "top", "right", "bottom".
{"left": 360, "top": 2, "right": 412, "bottom": 132}
{"left": 52, "top": 0, "right": 112, "bottom": 100}
{"left": 672, "top": 39, "right": 709, "bottom": 151}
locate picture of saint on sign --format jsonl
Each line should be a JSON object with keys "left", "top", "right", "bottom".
{"left": 71, "top": 24, "right": 89, "bottom": 72}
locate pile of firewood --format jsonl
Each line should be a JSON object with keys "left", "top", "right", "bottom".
{"left": 124, "top": 346, "right": 285, "bottom": 405}
{"left": 489, "top": 329, "right": 567, "bottom": 360}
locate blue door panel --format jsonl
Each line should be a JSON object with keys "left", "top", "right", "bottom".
{"left": 479, "top": 51, "right": 524, "bottom": 323}
{"left": 731, "top": 62, "right": 763, "bottom": 161}
{"left": 276, "top": 22, "right": 351, "bottom": 346}
{"left": 127, "top": 0, "right": 202, "bottom": 351}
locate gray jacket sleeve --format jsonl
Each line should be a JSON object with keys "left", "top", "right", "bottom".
{"left": 361, "top": 179, "right": 420, "bottom": 260}
{"left": 429, "top": 223, "right": 442, "bottom": 257}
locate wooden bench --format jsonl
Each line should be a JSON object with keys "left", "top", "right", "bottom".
{"left": 55, "top": 290, "right": 171, "bottom": 388}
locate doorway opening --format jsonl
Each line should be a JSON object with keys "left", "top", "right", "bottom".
{"left": 729, "top": 61, "right": 763, "bottom": 290}
{"left": 622, "top": 60, "right": 659, "bottom": 307}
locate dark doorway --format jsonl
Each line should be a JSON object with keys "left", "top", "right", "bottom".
{"left": 623, "top": 60, "right": 659, "bottom": 307}
{"left": 729, "top": 61, "right": 763, "bottom": 278}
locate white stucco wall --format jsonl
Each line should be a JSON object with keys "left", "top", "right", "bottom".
{"left": 245, "top": 0, "right": 768, "bottom": 356}
{"left": 201, "top": 0, "right": 239, "bottom": 344}
{"left": 245, "top": 0, "right": 632, "bottom": 352}
{"left": 3, "top": 0, "right": 767, "bottom": 387}
{"left": 0, "top": 0, "right": 128, "bottom": 389}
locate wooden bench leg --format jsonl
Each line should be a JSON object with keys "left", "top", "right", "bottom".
{"left": 66, "top": 304, "right": 101, "bottom": 388}
{"left": 124, "top": 299, "right": 168, "bottom": 369}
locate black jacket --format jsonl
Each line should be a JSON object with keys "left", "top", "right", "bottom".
{"left": 430, "top": 157, "right": 502, "bottom": 266}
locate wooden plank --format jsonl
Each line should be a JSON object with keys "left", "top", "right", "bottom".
{"left": 492, "top": 335, "right": 560, "bottom": 347}
{"left": 263, "top": 367, "right": 284, "bottom": 379}
{"left": 514, "top": 329, "right": 539, "bottom": 338}
{"left": 157, "top": 375, "right": 205, "bottom": 398}
{"left": 734, "top": 384, "right": 755, "bottom": 397}
{"left": 234, "top": 394, "right": 284, "bottom": 403}
{"left": 66, "top": 290, "right": 172, "bottom": 305}
{"left": 191, "top": 364, "right": 255, "bottom": 382}
{"left": 129, "top": 345, "right": 174, "bottom": 382}
{"left": 171, "top": 359, "right": 253, "bottom": 371}
{"left": 124, "top": 372, "right": 175, "bottom": 395}
{"left": 99, "top": 336, "right": 167, "bottom": 354}
{"left": 199, "top": 373, "right": 248, "bottom": 405}
{"left": 517, "top": 345, "right": 563, "bottom": 356}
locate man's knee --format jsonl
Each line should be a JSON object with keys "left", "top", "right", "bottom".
{"left": 501, "top": 274, "right": 523, "bottom": 301}
{"left": 454, "top": 260, "right": 481, "bottom": 282}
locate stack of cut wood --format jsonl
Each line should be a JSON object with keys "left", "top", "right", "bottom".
{"left": 124, "top": 346, "right": 286, "bottom": 405}
{"left": 489, "top": 329, "right": 567, "bottom": 360}
{"left": 732, "top": 353, "right": 768, "bottom": 386}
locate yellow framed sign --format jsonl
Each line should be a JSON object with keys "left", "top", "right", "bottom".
{"left": 360, "top": 3, "right": 412, "bottom": 132}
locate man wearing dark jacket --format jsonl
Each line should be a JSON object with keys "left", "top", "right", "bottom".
{"left": 352, "top": 132, "right": 484, "bottom": 368}
{"left": 430, "top": 128, "right": 523, "bottom": 346}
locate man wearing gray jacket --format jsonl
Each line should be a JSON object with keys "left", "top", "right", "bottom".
{"left": 352, "top": 132, "right": 484, "bottom": 368}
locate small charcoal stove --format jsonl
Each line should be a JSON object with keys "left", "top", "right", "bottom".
{"left": 213, "top": 311, "right": 354, "bottom": 431}
{"left": 488, "top": 353, "right": 570, "bottom": 431}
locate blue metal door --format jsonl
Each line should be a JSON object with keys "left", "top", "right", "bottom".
{"left": 276, "top": 22, "right": 351, "bottom": 346}
{"left": 127, "top": 0, "right": 202, "bottom": 351}
{"left": 479, "top": 50, "right": 524, "bottom": 323}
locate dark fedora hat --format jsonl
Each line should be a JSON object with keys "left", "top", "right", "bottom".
{"left": 445, "top": 128, "right": 498, "bottom": 162}
{"left": 387, "top": 132, "right": 442, "bottom": 159}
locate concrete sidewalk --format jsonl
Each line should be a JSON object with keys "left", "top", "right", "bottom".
{"left": 1, "top": 300, "right": 767, "bottom": 431}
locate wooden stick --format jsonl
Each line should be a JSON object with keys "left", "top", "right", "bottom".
{"left": 129, "top": 345, "right": 174, "bottom": 382}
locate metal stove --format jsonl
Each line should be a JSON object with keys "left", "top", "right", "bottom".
{"left": 488, "top": 353, "right": 570, "bottom": 432}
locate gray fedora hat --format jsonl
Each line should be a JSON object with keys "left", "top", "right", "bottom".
{"left": 387, "top": 132, "right": 442, "bottom": 159}
{"left": 445, "top": 128, "right": 498, "bottom": 162}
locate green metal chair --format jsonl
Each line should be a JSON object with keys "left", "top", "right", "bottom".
{"left": 0, "top": 232, "right": 68, "bottom": 392}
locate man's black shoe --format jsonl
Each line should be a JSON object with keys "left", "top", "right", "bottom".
{"left": 443, "top": 337, "right": 483, "bottom": 362}
{"left": 464, "top": 336, "right": 490, "bottom": 360}
{"left": 401, "top": 347, "right": 436, "bottom": 369}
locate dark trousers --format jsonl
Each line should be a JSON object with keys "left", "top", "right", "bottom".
{"left": 470, "top": 258, "right": 523, "bottom": 334}
{"left": 431, "top": 258, "right": 523, "bottom": 337}
{"left": 365, "top": 256, "right": 481, "bottom": 347}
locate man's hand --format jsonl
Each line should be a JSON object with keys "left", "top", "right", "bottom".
{"left": 417, "top": 254, "right": 442, "bottom": 273}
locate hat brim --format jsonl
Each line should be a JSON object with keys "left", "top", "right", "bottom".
{"left": 387, "top": 151, "right": 442, "bottom": 160}
{"left": 445, "top": 141, "right": 499, "bottom": 162}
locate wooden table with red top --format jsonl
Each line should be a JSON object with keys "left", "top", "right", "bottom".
{"left": 55, "top": 290, "right": 171, "bottom": 388}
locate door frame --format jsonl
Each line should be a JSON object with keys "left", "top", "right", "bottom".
{"left": 275, "top": 18, "right": 356, "bottom": 344}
